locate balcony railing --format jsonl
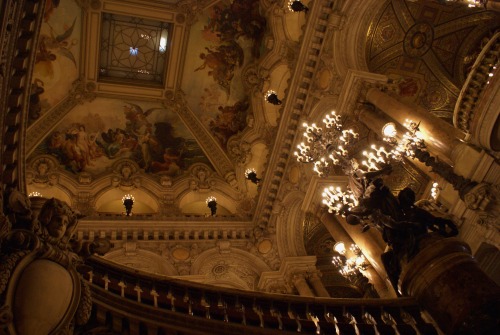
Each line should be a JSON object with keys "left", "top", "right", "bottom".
{"left": 454, "top": 31, "right": 500, "bottom": 133}
{"left": 80, "top": 256, "right": 440, "bottom": 334}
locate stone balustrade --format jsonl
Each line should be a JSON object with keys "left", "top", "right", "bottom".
{"left": 80, "top": 256, "right": 440, "bottom": 335}
{"left": 76, "top": 220, "right": 253, "bottom": 243}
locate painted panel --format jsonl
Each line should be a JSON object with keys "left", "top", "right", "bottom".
{"left": 181, "top": 0, "right": 266, "bottom": 147}
{"left": 31, "top": 0, "right": 82, "bottom": 119}
{"left": 29, "top": 98, "right": 213, "bottom": 176}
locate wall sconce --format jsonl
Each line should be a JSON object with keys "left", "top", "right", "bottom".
{"left": 122, "top": 194, "right": 135, "bottom": 216}
{"left": 28, "top": 192, "right": 42, "bottom": 197}
{"left": 288, "top": 0, "right": 309, "bottom": 13}
{"left": 245, "top": 168, "right": 261, "bottom": 184}
{"left": 265, "top": 90, "right": 282, "bottom": 105}
{"left": 206, "top": 196, "right": 217, "bottom": 216}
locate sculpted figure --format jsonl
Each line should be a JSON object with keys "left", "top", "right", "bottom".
{"left": 38, "top": 198, "right": 79, "bottom": 244}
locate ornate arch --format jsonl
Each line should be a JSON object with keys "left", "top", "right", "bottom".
{"left": 190, "top": 247, "right": 271, "bottom": 290}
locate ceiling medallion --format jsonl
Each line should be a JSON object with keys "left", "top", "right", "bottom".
{"left": 212, "top": 261, "right": 229, "bottom": 278}
{"left": 403, "top": 22, "right": 434, "bottom": 58}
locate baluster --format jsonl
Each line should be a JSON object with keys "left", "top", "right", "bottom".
{"left": 150, "top": 288, "right": 159, "bottom": 308}
{"left": 288, "top": 306, "right": 302, "bottom": 332}
{"left": 270, "top": 306, "right": 283, "bottom": 330}
{"left": 362, "top": 310, "right": 380, "bottom": 335}
{"left": 88, "top": 270, "right": 94, "bottom": 283}
{"left": 102, "top": 274, "right": 110, "bottom": 291}
{"left": 201, "top": 293, "right": 211, "bottom": 319}
{"left": 235, "top": 299, "right": 246, "bottom": 325}
{"left": 217, "top": 296, "right": 228, "bottom": 322}
{"left": 324, "top": 309, "right": 340, "bottom": 335}
{"left": 400, "top": 309, "right": 421, "bottom": 335}
{"left": 381, "top": 310, "right": 400, "bottom": 335}
{"left": 343, "top": 308, "right": 360, "bottom": 335}
{"left": 134, "top": 284, "right": 143, "bottom": 303}
{"left": 308, "top": 313, "right": 320, "bottom": 334}
{"left": 118, "top": 280, "right": 126, "bottom": 298}
{"left": 252, "top": 302, "right": 264, "bottom": 328}
{"left": 167, "top": 288, "right": 175, "bottom": 312}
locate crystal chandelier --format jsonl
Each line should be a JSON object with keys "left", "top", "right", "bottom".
{"left": 322, "top": 186, "right": 358, "bottom": 216}
{"left": 294, "top": 111, "right": 359, "bottom": 177}
{"left": 332, "top": 242, "right": 369, "bottom": 277}
{"left": 383, "top": 119, "right": 426, "bottom": 160}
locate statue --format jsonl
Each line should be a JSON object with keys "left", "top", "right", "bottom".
{"left": 0, "top": 192, "right": 111, "bottom": 335}
{"left": 344, "top": 179, "right": 458, "bottom": 294}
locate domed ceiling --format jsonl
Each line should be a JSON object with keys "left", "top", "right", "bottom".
{"left": 366, "top": 0, "right": 500, "bottom": 123}
{"left": 26, "top": 0, "right": 280, "bottom": 217}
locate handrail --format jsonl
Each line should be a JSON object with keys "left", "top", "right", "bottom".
{"left": 81, "top": 256, "right": 440, "bottom": 334}
{"left": 454, "top": 31, "right": 500, "bottom": 132}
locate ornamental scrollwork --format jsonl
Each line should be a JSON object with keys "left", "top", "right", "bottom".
{"left": 0, "top": 189, "right": 111, "bottom": 334}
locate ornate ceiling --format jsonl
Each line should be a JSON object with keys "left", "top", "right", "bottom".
{"left": 366, "top": 0, "right": 499, "bottom": 122}
{"left": 26, "top": 0, "right": 293, "bottom": 217}
{"left": 21, "top": 0, "right": 499, "bottom": 291}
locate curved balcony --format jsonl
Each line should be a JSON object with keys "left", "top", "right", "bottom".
{"left": 454, "top": 31, "right": 500, "bottom": 150}
{"left": 79, "top": 256, "right": 439, "bottom": 334}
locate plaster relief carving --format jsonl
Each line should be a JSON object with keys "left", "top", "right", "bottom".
{"left": 189, "top": 164, "right": 213, "bottom": 191}
{"left": 27, "top": 156, "right": 59, "bottom": 186}
{"left": 111, "top": 160, "right": 141, "bottom": 189}
{"left": 76, "top": 192, "right": 94, "bottom": 216}
{"left": 78, "top": 172, "right": 92, "bottom": 185}
{"left": 217, "top": 240, "right": 231, "bottom": 254}
{"left": 242, "top": 63, "right": 268, "bottom": 93}
{"left": 227, "top": 137, "right": 251, "bottom": 165}
{"left": 0, "top": 193, "right": 111, "bottom": 334}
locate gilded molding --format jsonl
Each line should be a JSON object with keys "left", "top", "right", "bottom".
{"left": 254, "top": 0, "right": 335, "bottom": 230}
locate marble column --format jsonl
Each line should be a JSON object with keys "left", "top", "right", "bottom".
{"left": 291, "top": 273, "right": 315, "bottom": 297}
{"left": 307, "top": 272, "right": 330, "bottom": 297}
{"left": 366, "top": 88, "right": 466, "bottom": 161}
{"left": 400, "top": 235, "right": 500, "bottom": 334}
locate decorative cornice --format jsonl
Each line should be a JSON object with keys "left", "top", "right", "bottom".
{"left": 254, "top": 0, "right": 336, "bottom": 230}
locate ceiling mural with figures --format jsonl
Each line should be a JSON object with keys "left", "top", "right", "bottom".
{"left": 30, "top": 0, "right": 82, "bottom": 122}
{"left": 181, "top": 0, "right": 266, "bottom": 148}
{"left": 366, "top": 0, "right": 500, "bottom": 123}
{"left": 28, "top": 97, "right": 213, "bottom": 176}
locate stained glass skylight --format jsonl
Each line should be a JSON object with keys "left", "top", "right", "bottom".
{"left": 99, "top": 13, "right": 171, "bottom": 85}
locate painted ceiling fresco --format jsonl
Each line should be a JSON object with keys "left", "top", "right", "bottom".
{"left": 29, "top": 98, "right": 213, "bottom": 176}
{"left": 181, "top": 0, "right": 266, "bottom": 148}
{"left": 366, "top": 0, "right": 500, "bottom": 123}
{"left": 30, "top": 0, "right": 81, "bottom": 121}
